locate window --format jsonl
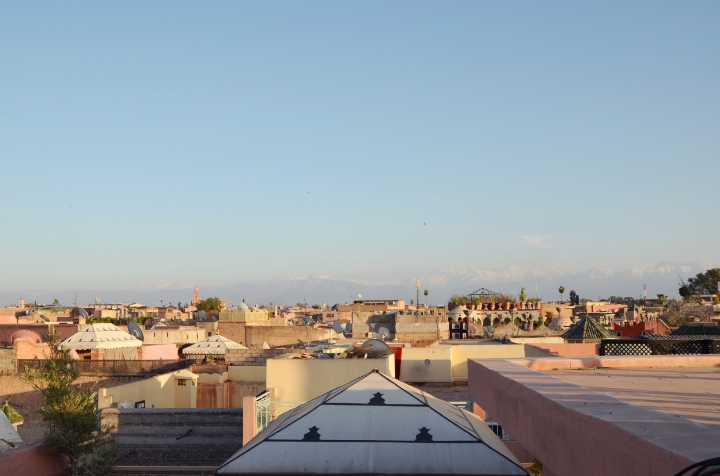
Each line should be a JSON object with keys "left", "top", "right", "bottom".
{"left": 177, "top": 380, "right": 186, "bottom": 386}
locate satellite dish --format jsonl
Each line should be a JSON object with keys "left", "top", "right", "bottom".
{"left": 361, "top": 339, "right": 392, "bottom": 351}
{"left": 344, "top": 323, "right": 352, "bottom": 334}
{"left": 357, "top": 294, "right": 362, "bottom": 300}
{"left": 330, "top": 322, "right": 344, "bottom": 334}
{"left": 302, "top": 316, "right": 314, "bottom": 325}
{"left": 78, "top": 308, "right": 88, "bottom": 318}
{"left": 40, "top": 315, "right": 50, "bottom": 322}
{"left": 483, "top": 326, "right": 495, "bottom": 338}
{"left": 211, "top": 315, "right": 217, "bottom": 322}
{"left": 197, "top": 311, "right": 207, "bottom": 322}
{"left": 127, "top": 321, "right": 145, "bottom": 341}
{"left": 377, "top": 327, "right": 391, "bottom": 340}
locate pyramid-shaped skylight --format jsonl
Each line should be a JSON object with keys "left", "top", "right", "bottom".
{"left": 216, "top": 370, "right": 527, "bottom": 475}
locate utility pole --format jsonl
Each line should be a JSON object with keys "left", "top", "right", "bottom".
{"left": 416, "top": 278, "right": 420, "bottom": 309}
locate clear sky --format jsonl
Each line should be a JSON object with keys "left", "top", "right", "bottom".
{"left": 1, "top": 1, "right": 719, "bottom": 292}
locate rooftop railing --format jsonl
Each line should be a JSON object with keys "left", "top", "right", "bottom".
{"left": 18, "top": 358, "right": 194, "bottom": 376}
{"left": 600, "top": 337, "right": 720, "bottom": 356}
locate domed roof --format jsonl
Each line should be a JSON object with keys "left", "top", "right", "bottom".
{"left": 11, "top": 330, "right": 42, "bottom": 344}
{"left": 449, "top": 305, "right": 467, "bottom": 315}
{"left": 237, "top": 302, "right": 250, "bottom": 311}
{"left": 548, "top": 316, "right": 573, "bottom": 331}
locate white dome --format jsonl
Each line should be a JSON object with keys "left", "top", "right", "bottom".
{"left": 237, "top": 302, "right": 250, "bottom": 311}
{"left": 548, "top": 316, "right": 573, "bottom": 331}
{"left": 449, "top": 305, "right": 467, "bottom": 315}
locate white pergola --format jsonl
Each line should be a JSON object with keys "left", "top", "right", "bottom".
{"left": 61, "top": 323, "right": 142, "bottom": 350}
{"left": 181, "top": 335, "right": 247, "bottom": 357}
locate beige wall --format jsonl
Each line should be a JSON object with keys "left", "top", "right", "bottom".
{"left": 398, "top": 347, "right": 452, "bottom": 383}
{"left": 447, "top": 343, "right": 526, "bottom": 380}
{"left": 228, "top": 365, "right": 266, "bottom": 382}
{"left": 245, "top": 325, "right": 338, "bottom": 347}
{"left": 98, "top": 371, "right": 197, "bottom": 409}
{"left": 266, "top": 355, "right": 394, "bottom": 402}
{"left": 219, "top": 309, "right": 268, "bottom": 322}
{"left": 176, "top": 378, "right": 195, "bottom": 408}
{"left": 143, "top": 327, "right": 214, "bottom": 345}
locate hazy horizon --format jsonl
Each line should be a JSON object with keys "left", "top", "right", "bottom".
{"left": 1, "top": 261, "right": 712, "bottom": 308}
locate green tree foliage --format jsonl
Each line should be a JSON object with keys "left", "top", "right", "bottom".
{"left": 680, "top": 268, "right": 720, "bottom": 297}
{"left": 569, "top": 290, "right": 579, "bottom": 305}
{"left": 558, "top": 286, "right": 565, "bottom": 302}
{"left": 519, "top": 287, "right": 527, "bottom": 302}
{"left": 529, "top": 459, "right": 543, "bottom": 476}
{"left": 195, "top": 297, "right": 223, "bottom": 312}
{"left": 449, "top": 295, "right": 469, "bottom": 306}
{"left": 53, "top": 299, "right": 60, "bottom": 306}
{"left": 24, "top": 334, "right": 116, "bottom": 475}
{"left": 664, "top": 300, "right": 715, "bottom": 327}
{"left": 656, "top": 294, "right": 669, "bottom": 306}
{"left": 2, "top": 401, "right": 23, "bottom": 424}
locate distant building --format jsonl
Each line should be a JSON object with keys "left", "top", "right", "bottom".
{"left": 336, "top": 300, "right": 406, "bottom": 312}
{"left": 219, "top": 303, "right": 268, "bottom": 323}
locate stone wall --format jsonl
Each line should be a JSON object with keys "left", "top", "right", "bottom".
{"left": 217, "top": 321, "right": 246, "bottom": 345}
{"left": 0, "top": 348, "right": 16, "bottom": 375}
{"left": 225, "top": 348, "right": 302, "bottom": 366}
{"left": 244, "top": 325, "right": 337, "bottom": 347}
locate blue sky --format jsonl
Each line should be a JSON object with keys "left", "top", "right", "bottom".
{"left": 1, "top": 1, "right": 719, "bottom": 292}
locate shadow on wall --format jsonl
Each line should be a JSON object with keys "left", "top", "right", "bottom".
{"left": 398, "top": 347, "right": 453, "bottom": 383}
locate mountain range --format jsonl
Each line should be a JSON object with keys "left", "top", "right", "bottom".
{"left": 1, "top": 261, "right": 712, "bottom": 308}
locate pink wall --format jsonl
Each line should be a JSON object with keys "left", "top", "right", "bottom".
{"left": 528, "top": 343, "right": 599, "bottom": 357}
{"left": 140, "top": 344, "right": 178, "bottom": 360}
{"left": 0, "top": 442, "right": 63, "bottom": 475}
{"left": 14, "top": 339, "right": 51, "bottom": 359}
{"left": 0, "top": 316, "right": 16, "bottom": 325}
{"left": 468, "top": 358, "right": 714, "bottom": 476}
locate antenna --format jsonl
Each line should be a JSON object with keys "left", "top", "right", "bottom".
{"left": 416, "top": 278, "right": 420, "bottom": 307}
{"left": 643, "top": 283, "right": 647, "bottom": 305}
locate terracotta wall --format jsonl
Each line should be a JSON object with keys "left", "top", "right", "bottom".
{"left": 0, "top": 442, "right": 63, "bottom": 476}
{"left": 14, "top": 339, "right": 51, "bottom": 360}
{"left": 0, "top": 324, "right": 77, "bottom": 346}
{"left": 197, "top": 380, "right": 265, "bottom": 408}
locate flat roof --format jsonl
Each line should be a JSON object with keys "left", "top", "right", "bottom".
{"left": 548, "top": 367, "right": 720, "bottom": 431}
{"left": 468, "top": 356, "right": 720, "bottom": 476}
